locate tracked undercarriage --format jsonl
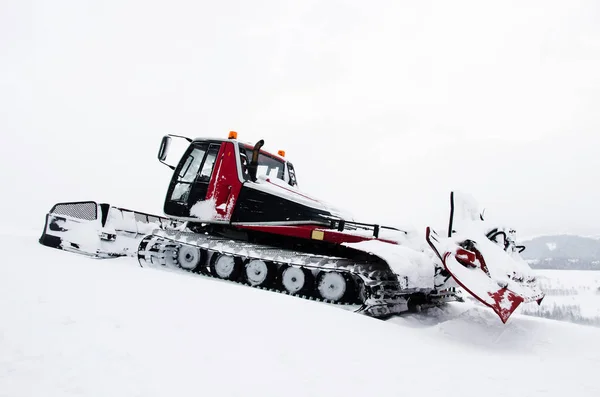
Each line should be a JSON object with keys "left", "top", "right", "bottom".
{"left": 138, "top": 229, "right": 455, "bottom": 317}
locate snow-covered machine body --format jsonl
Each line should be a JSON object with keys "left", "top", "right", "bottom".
{"left": 40, "top": 132, "right": 544, "bottom": 322}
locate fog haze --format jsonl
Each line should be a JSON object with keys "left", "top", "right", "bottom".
{"left": 1, "top": 0, "right": 599, "bottom": 238}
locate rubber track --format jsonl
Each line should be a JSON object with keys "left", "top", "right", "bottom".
{"left": 137, "top": 229, "right": 413, "bottom": 318}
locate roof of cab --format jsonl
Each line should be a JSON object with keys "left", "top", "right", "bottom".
{"left": 190, "top": 136, "right": 286, "bottom": 161}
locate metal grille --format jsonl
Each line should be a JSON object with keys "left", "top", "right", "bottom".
{"left": 50, "top": 201, "right": 98, "bottom": 221}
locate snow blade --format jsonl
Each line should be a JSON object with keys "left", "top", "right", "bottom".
{"left": 40, "top": 201, "right": 176, "bottom": 258}
{"left": 427, "top": 228, "right": 527, "bottom": 323}
{"left": 425, "top": 192, "right": 545, "bottom": 323}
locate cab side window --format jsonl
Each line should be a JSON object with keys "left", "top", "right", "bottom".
{"left": 199, "top": 145, "right": 219, "bottom": 182}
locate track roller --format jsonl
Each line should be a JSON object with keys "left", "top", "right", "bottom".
{"left": 280, "top": 266, "right": 312, "bottom": 295}
{"left": 317, "top": 271, "right": 352, "bottom": 302}
{"left": 177, "top": 246, "right": 206, "bottom": 273}
{"left": 244, "top": 259, "right": 275, "bottom": 287}
{"left": 210, "top": 254, "right": 242, "bottom": 280}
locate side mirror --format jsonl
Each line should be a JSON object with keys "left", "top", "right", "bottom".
{"left": 158, "top": 136, "right": 171, "bottom": 162}
{"left": 287, "top": 162, "right": 298, "bottom": 187}
{"left": 158, "top": 134, "right": 192, "bottom": 170}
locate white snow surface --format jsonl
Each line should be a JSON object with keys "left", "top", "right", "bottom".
{"left": 2, "top": 234, "right": 600, "bottom": 397}
{"left": 520, "top": 270, "right": 600, "bottom": 324}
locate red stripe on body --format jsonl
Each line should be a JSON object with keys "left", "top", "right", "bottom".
{"left": 236, "top": 224, "right": 398, "bottom": 245}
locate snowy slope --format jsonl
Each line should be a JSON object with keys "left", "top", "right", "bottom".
{"left": 1, "top": 234, "right": 600, "bottom": 397}
{"left": 519, "top": 270, "right": 600, "bottom": 326}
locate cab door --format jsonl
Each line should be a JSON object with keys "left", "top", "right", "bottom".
{"left": 164, "top": 142, "right": 222, "bottom": 217}
{"left": 204, "top": 142, "right": 243, "bottom": 221}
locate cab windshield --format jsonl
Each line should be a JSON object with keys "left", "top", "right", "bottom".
{"left": 240, "top": 144, "right": 285, "bottom": 181}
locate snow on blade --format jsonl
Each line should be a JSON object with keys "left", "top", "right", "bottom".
{"left": 426, "top": 192, "right": 545, "bottom": 323}
{"left": 442, "top": 250, "right": 524, "bottom": 323}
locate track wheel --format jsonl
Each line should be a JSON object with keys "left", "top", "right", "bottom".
{"left": 281, "top": 266, "right": 312, "bottom": 295}
{"left": 317, "top": 271, "right": 350, "bottom": 302}
{"left": 210, "top": 254, "right": 242, "bottom": 280}
{"left": 244, "top": 259, "right": 274, "bottom": 287}
{"left": 177, "top": 246, "right": 206, "bottom": 272}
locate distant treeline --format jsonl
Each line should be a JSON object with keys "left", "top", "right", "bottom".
{"left": 528, "top": 259, "right": 600, "bottom": 271}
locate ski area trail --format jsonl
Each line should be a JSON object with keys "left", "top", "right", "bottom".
{"left": 1, "top": 233, "right": 598, "bottom": 397}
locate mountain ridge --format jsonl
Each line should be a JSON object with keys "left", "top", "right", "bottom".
{"left": 520, "top": 234, "right": 600, "bottom": 270}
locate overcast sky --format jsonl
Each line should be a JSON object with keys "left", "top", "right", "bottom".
{"left": 1, "top": 0, "right": 599, "bottom": 238}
